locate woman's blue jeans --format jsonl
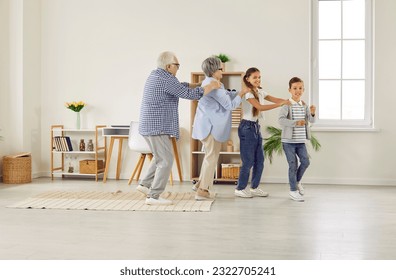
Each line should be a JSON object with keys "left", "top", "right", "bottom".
{"left": 237, "top": 120, "right": 264, "bottom": 190}
{"left": 282, "top": 142, "right": 310, "bottom": 191}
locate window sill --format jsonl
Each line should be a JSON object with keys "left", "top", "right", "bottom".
{"left": 311, "top": 127, "right": 380, "bottom": 132}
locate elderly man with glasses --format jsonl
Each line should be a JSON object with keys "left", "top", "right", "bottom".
{"left": 138, "top": 51, "right": 221, "bottom": 205}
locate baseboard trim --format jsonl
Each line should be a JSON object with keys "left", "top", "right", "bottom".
{"left": 261, "top": 177, "right": 396, "bottom": 186}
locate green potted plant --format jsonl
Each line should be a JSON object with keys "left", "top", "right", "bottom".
{"left": 215, "top": 53, "right": 230, "bottom": 71}
{"left": 263, "top": 126, "right": 321, "bottom": 163}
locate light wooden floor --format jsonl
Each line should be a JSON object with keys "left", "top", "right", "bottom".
{"left": 0, "top": 178, "right": 395, "bottom": 260}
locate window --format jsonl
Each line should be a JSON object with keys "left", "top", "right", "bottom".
{"left": 311, "top": 0, "right": 373, "bottom": 129}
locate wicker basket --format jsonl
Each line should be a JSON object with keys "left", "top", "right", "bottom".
{"left": 2, "top": 153, "right": 32, "bottom": 184}
{"left": 79, "top": 159, "right": 104, "bottom": 174}
{"left": 221, "top": 163, "right": 240, "bottom": 179}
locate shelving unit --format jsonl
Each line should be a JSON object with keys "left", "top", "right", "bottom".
{"left": 190, "top": 71, "right": 244, "bottom": 184}
{"left": 50, "top": 125, "right": 107, "bottom": 181}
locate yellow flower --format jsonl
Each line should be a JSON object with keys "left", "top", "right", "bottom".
{"left": 65, "top": 101, "right": 86, "bottom": 112}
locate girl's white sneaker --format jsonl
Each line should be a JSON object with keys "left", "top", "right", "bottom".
{"left": 250, "top": 188, "right": 269, "bottom": 197}
{"left": 234, "top": 189, "right": 253, "bottom": 198}
{"left": 289, "top": 191, "right": 304, "bottom": 202}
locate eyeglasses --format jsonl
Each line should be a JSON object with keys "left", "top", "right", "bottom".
{"left": 218, "top": 68, "right": 223, "bottom": 71}
{"left": 172, "top": 63, "right": 180, "bottom": 69}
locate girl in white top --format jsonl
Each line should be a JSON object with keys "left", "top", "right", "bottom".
{"left": 235, "top": 67, "right": 290, "bottom": 198}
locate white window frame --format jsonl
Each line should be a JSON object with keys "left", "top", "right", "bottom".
{"left": 311, "top": 0, "right": 374, "bottom": 130}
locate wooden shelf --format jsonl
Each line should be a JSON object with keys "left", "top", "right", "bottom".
{"left": 52, "top": 128, "right": 96, "bottom": 132}
{"left": 191, "top": 177, "right": 238, "bottom": 185}
{"left": 50, "top": 125, "right": 107, "bottom": 181}
{"left": 51, "top": 170, "right": 104, "bottom": 177}
{"left": 51, "top": 151, "right": 102, "bottom": 154}
{"left": 192, "top": 151, "right": 241, "bottom": 155}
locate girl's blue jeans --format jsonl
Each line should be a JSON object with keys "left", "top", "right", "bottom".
{"left": 282, "top": 142, "right": 310, "bottom": 191}
{"left": 237, "top": 120, "right": 264, "bottom": 190}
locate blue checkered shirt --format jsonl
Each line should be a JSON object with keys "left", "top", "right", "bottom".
{"left": 139, "top": 68, "right": 204, "bottom": 139}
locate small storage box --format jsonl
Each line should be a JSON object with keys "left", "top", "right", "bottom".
{"left": 221, "top": 163, "right": 240, "bottom": 179}
{"left": 2, "top": 153, "right": 32, "bottom": 184}
{"left": 79, "top": 160, "right": 104, "bottom": 174}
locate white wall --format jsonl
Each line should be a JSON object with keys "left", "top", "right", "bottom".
{"left": 0, "top": 0, "right": 10, "bottom": 163}
{"left": 23, "top": 0, "right": 42, "bottom": 174}
{"left": 1, "top": 0, "right": 395, "bottom": 186}
{"left": 0, "top": 0, "right": 41, "bottom": 175}
{"left": 39, "top": 0, "right": 312, "bottom": 181}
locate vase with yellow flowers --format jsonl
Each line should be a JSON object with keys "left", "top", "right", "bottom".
{"left": 65, "top": 101, "right": 86, "bottom": 129}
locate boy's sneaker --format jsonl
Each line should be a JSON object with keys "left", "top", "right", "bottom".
{"left": 235, "top": 189, "right": 253, "bottom": 198}
{"left": 136, "top": 184, "right": 149, "bottom": 195}
{"left": 250, "top": 188, "right": 269, "bottom": 197}
{"left": 297, "top": 182, "right": 304, "bottom": 195}
{"left": 145, "top": 197, "right": 173, "bottom": 205}
{"left": 289, "top": 191, "right": 304, "bottom": 202}
{"left": 195, "top": 188, "right": 211, "bottom": 200}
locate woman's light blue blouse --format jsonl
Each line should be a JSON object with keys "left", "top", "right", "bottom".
{"left": 192, "top": 76, "right": 242, "bottom": 142}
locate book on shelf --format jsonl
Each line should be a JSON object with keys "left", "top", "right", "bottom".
{"left": 54, "top": 136, "right": 62, "bottom": 151}
{"left": 53, "top": 136, "right": 73, "bottom": 151}
{"left": 60, "top": 137, "right": 67, "bottom": 151}
{"left": 231, "top": 108, "right": 242, "bottom": 124}
{"left": 64, "top": 136, "right": 73, "bottom": 151}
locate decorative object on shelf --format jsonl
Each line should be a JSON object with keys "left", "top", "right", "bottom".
{"left": 65, "top": 155, "right": 73, "bottom": 173}
{"left": 76, "top": 111, "right": 81, "bottom": 130}
{"left": 65, "top": 101, "right": 86, "bottom": 129}
{"left": 227, "top": 140, "right": 234, "bottom": 152}
{"left": 221, "top": 163, "right": 240, "bottom": 179}
{"left": 87, "top": 139, "right": 94, "bottom": 151}
{"left": 79, "top": 159, "right": 104, "bottom": 174}
{"left": 79, "top": 139, "right": 85, "bottom": 151}
{"left": 263, "top": 126, "right": 321, "bottom": 163}
{"left": 215, "top": 53, "right": 230, "bottom": 71}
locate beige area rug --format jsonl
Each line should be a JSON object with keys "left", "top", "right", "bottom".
{"left": 7, "top": 190, "right": 215, "bottom": 212}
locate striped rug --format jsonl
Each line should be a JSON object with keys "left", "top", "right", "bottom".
{"left": 7, "top": 190, "right": 214, "bottom": 212}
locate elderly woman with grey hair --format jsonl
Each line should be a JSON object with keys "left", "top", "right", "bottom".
{"left": 192, "top": 56, "right": 249, "bottom": 200}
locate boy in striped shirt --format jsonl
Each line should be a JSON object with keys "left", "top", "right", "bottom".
{"left": 279, "top": 77, "right": 316, "bottom": 202}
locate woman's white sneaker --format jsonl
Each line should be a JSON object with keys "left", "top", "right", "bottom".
{"left": 235, "top": 189, "right": 253, "bottom": 198}
{"left": 289, "top": 191, "right": 304, "bottom": 202}
{"left": 297, "top": 182, "right": 305, "bottom": 195}
{"left": 250, "top": 188, "right": 269, "bottom": 197}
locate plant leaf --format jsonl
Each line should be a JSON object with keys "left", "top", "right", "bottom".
{"left": 263, "top": 126, "right": 283, "bottom": 163}
{"left": 263, "top": 126, "right": 321, "bottom": 163}
{"left": 310, "top": 135, "right": 321, "bottom": 151}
